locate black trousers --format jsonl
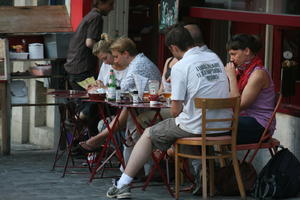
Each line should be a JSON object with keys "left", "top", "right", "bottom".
{"left": 67, "top": 71, "right": 99, "bottom": 137}
{"left": 237, "top": 116, "right": 265, "bottom": 145}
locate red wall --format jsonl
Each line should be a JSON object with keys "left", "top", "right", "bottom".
{"left": 70, "top": 0, "right": 92, "bottom": 31}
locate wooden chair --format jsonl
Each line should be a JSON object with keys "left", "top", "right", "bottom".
{"left": 174, "top": 97, "right": 246, "bottom": 199}
{"left": 236, "top": 93, "right": 282, "bottom": 163}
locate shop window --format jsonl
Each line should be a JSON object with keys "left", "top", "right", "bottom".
{"left": 277, "top": 29, "right": 300, "bottom": 113}
{"left": 128, "top": 0, "right": 159, "bottom": 63}
{"left": 49, "top": 0, "right": 65, "bottom": 5}
{"left": 0, "top": 0, "right": 13, "bottom": 6}
{"left": 200, "top": 0, "right": 300, "bottom": 15}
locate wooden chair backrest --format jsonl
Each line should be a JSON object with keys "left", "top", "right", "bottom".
{"left": 194, "top": 97, "right": 241, "bottom": 146}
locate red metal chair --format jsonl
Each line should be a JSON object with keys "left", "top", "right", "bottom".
{"left": 88, "top": 103, "right": 126, "bottom": 182}
{"left": 52, "top": 101, "right": 92, "bottom": 177}
{"left": 236, "top": 93, "right": 282, "bottom": 163}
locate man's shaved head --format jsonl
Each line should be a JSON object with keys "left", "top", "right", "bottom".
{"left": 184, "top": 24, "right": 204, "bottom": 46}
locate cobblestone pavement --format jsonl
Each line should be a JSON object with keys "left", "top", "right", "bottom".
{"left": 0, "top": 146, "right": 298, "bottom": 200}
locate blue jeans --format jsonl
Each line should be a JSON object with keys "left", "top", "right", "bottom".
{"left": 237, "top": 116, "right": 265, "bottom": 144}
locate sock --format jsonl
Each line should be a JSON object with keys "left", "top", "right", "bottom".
{"left": 192, "top": 159, "right": 201, "bottom": 175}
{"left": 117, "top": 173, "right": 133, "bottom": 189}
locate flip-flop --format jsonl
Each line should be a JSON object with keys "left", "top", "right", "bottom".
{"left": 79, "top": 141, "right": 101, "bottom": 153}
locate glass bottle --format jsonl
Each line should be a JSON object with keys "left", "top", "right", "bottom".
{"left": 148, "top": 80, "right": 160, "bottom": 95}
{"left": 116, "top": 85, "right": 121, "bottom": 103}
{"left": 107, "top": 69, "right": 116, "bottom": 101}
{"left": 21, "top": 39, "right": 27, "bottom": 52}
{"left": 132, "top": 90, "right": 139, "bottom": 105}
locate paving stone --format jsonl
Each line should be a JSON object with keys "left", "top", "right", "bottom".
{"left": 0, "top": 149, "right": 299, "bottom": 200}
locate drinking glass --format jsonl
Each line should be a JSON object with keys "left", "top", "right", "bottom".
{"left": 162, "top": 87, "right": 172, "bottom": 106}
{"left": 148, "top": 80, "right": 160, "bottom": 95}
{"left": 143, "top": 90, "right": 150, "bottom": 102}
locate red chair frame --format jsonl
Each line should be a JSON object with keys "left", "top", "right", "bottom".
{"left": 237, "top": 93, "right": 282, "bottom": 163}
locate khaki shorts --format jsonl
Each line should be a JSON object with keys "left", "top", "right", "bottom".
{"left": 149, "top": 118, "right": 195, "bottom": 151}
{"left": 137, "top": 108, "right": 172, "bottom": 128}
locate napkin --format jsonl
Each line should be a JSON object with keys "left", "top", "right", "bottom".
{"left": 133, "top": 74, "right": 149, "bottom": 100}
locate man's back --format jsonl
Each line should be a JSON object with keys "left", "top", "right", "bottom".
{"left": 171, "top": 46, "right": 232, "bottom": 134}
{"left": 64, "top": 9, "right": 103, "bottom": 75}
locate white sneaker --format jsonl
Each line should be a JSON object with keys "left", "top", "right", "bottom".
{"left": 106, "top": 179, "right": 131, "bottom": 199}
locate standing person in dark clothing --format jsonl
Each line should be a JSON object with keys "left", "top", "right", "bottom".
{"left": 64, "top": 0, "right": 115, "bottom": 90}
{"left": 64, "top": 0, "right": 114, "bottom": 150}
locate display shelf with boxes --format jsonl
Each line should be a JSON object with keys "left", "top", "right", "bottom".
{"left": 0, "top": 5, "right": 73, "bottom": 155}
{"left": 6, "top": 34, "right": 69, "bottom": 89}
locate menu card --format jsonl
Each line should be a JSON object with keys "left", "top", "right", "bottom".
{"left": 77, "top": 76, "right": 96, "bottom": 90}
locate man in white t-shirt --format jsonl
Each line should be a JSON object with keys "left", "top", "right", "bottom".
{"left": 106, "top": 25, "right": 232, "bottom": 199}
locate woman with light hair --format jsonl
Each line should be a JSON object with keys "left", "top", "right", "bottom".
{"left": 74, "top": 33, "right": 128, "bottom": 147}
{"left": 79, "top": 36, "right": 161, "bottom": 154}
{"left": 88, "top": 33, "right": 128, "bottom": 91}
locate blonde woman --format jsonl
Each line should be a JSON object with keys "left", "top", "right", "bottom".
{"left": 88, "top": 33, "right": 128, "bottom": 91}
{"left": 76, "top": 33, "right": 127, "bottom": 141}
{"left": 79, "top": 37, "right": 161, "bottom": 152}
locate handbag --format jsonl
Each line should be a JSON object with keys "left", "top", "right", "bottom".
{"left": 214, "top": 162, "right": 257, "bottom": 195}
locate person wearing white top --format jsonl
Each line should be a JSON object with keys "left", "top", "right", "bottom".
{"left": 76, "top": 33, "right": 119, "bottom": 139}
{"left": 87, "top": 33, "right": 128, "bottom": 91}
{"left": 79, "top": 37, "right": 161, "bottom": 155}
{"left": 106, "top": 25, "right": 232, "bottom": 199}
{"left": 171, "top": 47, "right": 231, "bottom": 134}
{"left": 97, "top": 62, "right": 128, "bottom": 87}
{"left": 119, "top": 53, "right": 161, "bottom": 91}
{"left": 77, "top": 33, "right": 128, "bottom": 139}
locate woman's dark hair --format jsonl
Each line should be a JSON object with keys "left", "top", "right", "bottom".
{"left": 165, "top": 24, "right": 195, "bottom": 51}
{"left": 226, "top": 34, "right": 262, "bottom": 54}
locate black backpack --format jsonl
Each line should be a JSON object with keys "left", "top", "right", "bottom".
{"left": 252, "top": 147, "right": 300, "bottom": 199}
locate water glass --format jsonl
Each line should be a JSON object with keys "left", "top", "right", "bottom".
{"left": 162, "top": 87, "right": 172, "bottom": 106}
{"left": 148, "top": 80, "right": 160, "bottom": 95}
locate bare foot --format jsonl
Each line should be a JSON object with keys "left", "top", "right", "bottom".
{"left": 79, "top": 141, "right": 101, "bottom": 153}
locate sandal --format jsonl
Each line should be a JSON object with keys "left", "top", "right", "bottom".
{"left": 79, "top": 141, "right": 101, "bottom": 153}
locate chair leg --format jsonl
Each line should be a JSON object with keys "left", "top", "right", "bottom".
{"left": 216, "top": 145, "right": 226, "bottom": 167}
{"left": 269, "top": 148, "right": 275, "bottom": 157}
{"left": 232, "top": 152, "right": 246, "bottom": 199}
{"left": 179, "top": 160, "right": 184, "bottom": 184}
{"left": 175, "top": 144, "right": 180, "bottom": 200}
{"left": 209, "top": 159, "right": 215, "bottom": 197}
{"left": 182, "top": 159, "right": 195, "bottom": 184}
{"left": 165, "top": 158, "right": 170, "bottom": 184}
{"left": 242, "top": 150, "right": 250, "bottom": 162}
{"left": 202, "top": 158, "right": 208, "bottom": 199}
